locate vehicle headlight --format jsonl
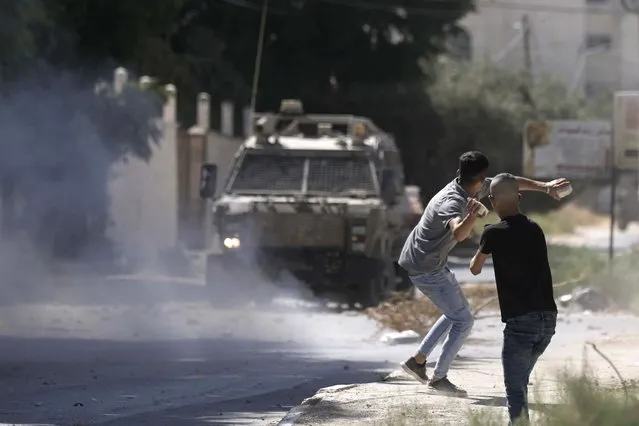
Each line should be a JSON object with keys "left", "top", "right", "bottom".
{"left": 223, "top": 237, "right": 241, "bottom": 249}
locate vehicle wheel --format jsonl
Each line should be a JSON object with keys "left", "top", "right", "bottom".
{"left": 353, "top": 274, "right": 385, "bottom": 310}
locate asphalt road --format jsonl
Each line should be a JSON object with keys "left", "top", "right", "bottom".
{"left": 1, "top": 272, "right": 638, "bottom": 426}
{"left": 0, "top": 277, "right": 409, "bottom": 426}
{"left": 2, "top": 223, "right": 639, "bottom": 425}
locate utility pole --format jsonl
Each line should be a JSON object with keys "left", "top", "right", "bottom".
{"left": 522, "top": 14, "right": 532, "bottom": 85}
{"left": 250, "top": 0, "right": 269, "bottom": 115}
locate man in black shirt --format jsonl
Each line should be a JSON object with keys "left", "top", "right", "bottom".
{"left": 469, "top": 173, "right": 558, "bottom": 425}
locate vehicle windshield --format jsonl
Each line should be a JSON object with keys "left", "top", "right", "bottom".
{"left": 229, "top": 153, "right": 377, "bottom": 195}
{"left": 230, "top": 154, "right": 305, "bottom": 192}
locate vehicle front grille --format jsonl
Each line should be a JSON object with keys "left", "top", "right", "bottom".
{"left": 247, "top": 213, "right": 345, "bottom": 247}
{"left": 229, "top": 153, "right": 375, "bottom": 194}
{"left": 307, "top": 157, "right": 375, "bottom": 193}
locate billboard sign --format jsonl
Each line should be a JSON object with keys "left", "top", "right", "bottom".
{"left": 613, "top": 91, "right": 639, "bottom": 171}
{"left": 523, "top": 119, "right": 611, "bottom": 178}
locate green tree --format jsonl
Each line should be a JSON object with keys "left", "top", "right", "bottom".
{"left": 0, "top": 73, "right": 164, "bottom": 260}
{"left": 0, "top": 1, "right": 56, "bottom": 84}
{"left": 181, "top": 0, "right": 474, "bottom": 187}
{"left": 41, "top": 0, "right": 246, "bottom": 123}
{"left": 167, "top": 0, "right": 473, "bottom": 119}
{"left": 0, "top": 1, "right": 169, "bottom": 261}
{"left": 422, "top": 56, "right": 613, "bottom": 195}
{"left": 0, "top": 0, "right": 477, "bottom": 260}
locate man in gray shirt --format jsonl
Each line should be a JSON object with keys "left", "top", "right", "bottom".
{"left": 398, "top": 151, "right": 570, "bottom": 396}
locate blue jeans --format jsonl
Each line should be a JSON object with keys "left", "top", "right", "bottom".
{"left": 502, "top": 311, "right": 557, "bottom": 424}
{"left": 411, "top": 267, "right": 474, "bottom": 379}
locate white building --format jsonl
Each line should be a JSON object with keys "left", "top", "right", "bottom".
{"left": 460, "top": 0, "right": 639, "bottom": 95}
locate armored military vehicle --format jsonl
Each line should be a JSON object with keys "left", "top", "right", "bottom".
{"left": 199, "top": 100, "right": 419, "bottom": 307}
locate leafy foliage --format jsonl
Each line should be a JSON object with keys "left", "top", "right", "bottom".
{"left": 0, "top": 0, "right": 610, "bottom": 260}
{"left": 469, "top": 370, "right": 639, "bottom": 426}
{"left": 92, "top": 79, "right": 164, "bottom": 161}
{"left": 0, "top": 71, "right": 164, "bottom": 259}
{"left": 423, "top": 57, "right": 613, "bottom": 194}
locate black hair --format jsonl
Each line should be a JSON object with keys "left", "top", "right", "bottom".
{"left": 458, "top": 151, "right": 489, "bottom": 185}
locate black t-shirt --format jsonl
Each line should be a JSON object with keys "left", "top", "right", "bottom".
{"left": 480, "top": 214, "right": 557, "bottom": 322}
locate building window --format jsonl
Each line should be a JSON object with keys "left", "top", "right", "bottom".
{"left": 585, "top": 34, "right": 612, "bottom": 51}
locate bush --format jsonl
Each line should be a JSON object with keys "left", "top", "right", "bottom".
{"left": 382, "top": 370, "right": 638, "bottom": 426}
{"left": 469, "top": 370, "right": 639, "bottom": 426}
{"left": 546, "top": 245, "right": 639, "bottom": 311}
{"left": 587, "top": 248, "right": 639, "bottom": 311}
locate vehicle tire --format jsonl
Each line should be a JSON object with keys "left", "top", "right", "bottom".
{"left": 355, "top": 272, "right": 386, "bottom": 310}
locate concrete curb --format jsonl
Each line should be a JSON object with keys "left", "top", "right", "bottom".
{"left": 381, "top": 369, "right": 409, "bottom": 382}
{"left": 277, "top": 384, "right": 360, "bottom": 426}
{"left": 276, "top": 314, "right": 639, "bottom": 426}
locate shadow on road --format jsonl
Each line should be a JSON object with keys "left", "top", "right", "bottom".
{"left": 0, "top": 321, "right": 391, "bottom": 425}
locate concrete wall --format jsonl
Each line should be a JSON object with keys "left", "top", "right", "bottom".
{"left": 105, "top": 68, "right": 248, "bottom": 262}
{"left": 208, "top": 132, "right": 242, "bottom": 195}
{"left": 177, "top": 96, "right": 246, "bottom": 251}
{"left": 106, "top": 119, "right": 179, "bottom": 262}
{"left": 461, "top": 0, "right": 584, "bottom": 86}
{"left": 105, "top": 71, "right": 179, "bottom": 265}
{"left": 462, "top": 0, "right": 639, "bottom": 94}
{"left": 620, "top": 14, "right": 639, "bottom": 90}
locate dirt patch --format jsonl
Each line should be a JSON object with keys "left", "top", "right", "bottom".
{"left": 365, "top": 285, "right": 498, "bottom": 334}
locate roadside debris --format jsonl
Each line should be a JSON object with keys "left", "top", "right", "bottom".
{"left": 558, "top": 287, "right": 611, "bottom": 312}
{"left": 366, "top": 285, "right": 498, "bottom": 334}
{"left": 379, "top": 330, "right": 421, "bottom": 345}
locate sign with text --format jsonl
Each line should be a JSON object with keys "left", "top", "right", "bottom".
{"left": 523, "top": 119, "right": 611, "bottom": 178}
{"left": 613, "top": 91, "right": 639, "bottom": 170}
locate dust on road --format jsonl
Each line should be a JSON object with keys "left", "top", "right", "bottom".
{"left": 0, "top": 271, "right": 636, "bottom": 425}
{"left": 0, "top": 275, "right": 393, "bottom": 425}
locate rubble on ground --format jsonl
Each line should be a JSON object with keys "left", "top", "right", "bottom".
{"left": 366, "top": 285, "right": 498, "bottom": 335}
{"left": 378, "top": 330, "right": 421, "bottom": 345}
{"left": 558, "top": 287, "right": 611, "bottom": 312}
